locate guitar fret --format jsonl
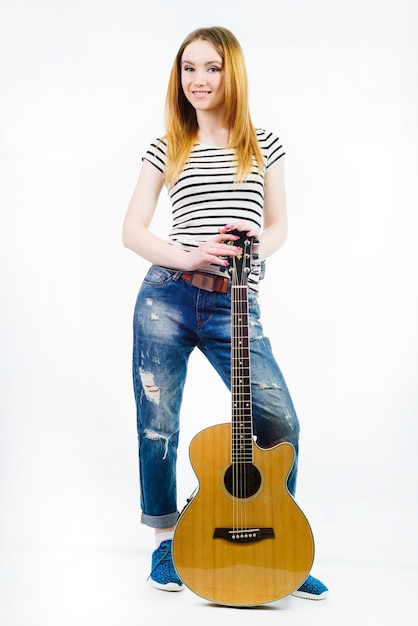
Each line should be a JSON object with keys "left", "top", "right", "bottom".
{"left": 232, "top": 438, "right": 252, "bottom": 442}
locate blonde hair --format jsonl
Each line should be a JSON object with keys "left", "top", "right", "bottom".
{"left": 164, "top": 26, "right": 264, "bottom": 186}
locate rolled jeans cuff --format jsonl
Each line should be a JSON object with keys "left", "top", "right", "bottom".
{"left": 141, "top": 511, "right": 180, "bottom": 529}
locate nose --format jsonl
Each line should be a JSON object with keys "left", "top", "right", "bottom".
{"left": 193, "top": 71, "right": 207, "bottom": 86}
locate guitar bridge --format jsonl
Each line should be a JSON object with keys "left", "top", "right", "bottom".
{"left": 213, "top": 527, "right": 275, "bottom": 543}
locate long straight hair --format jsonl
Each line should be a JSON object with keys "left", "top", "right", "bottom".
{"left": 164, "top": 26, "right": 264, "bottom": 186}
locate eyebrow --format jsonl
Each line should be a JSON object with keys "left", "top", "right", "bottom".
{"left": 181, "top": 60, "right": 222, "bottom": 66}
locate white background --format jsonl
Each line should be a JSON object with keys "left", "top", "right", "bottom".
{"left": 1, "top": 1, "right": 417, "bottom": 624}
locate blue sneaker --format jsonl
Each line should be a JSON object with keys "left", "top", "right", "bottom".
{"left": 148, "top": 540, "right": 184, "bottom": 591}
{"left": 291, "top": 574, "right": 329, "bottom": 600}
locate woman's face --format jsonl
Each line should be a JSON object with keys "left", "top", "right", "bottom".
{"left": 180, "top": 39, "right": 225, "bottom": 115}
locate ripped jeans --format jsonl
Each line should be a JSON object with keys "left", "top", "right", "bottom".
{"left": 132, "top": 265, "right": 300, "bottom": 529}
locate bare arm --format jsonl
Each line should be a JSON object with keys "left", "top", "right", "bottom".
{"left": 257, "top": 156, "right": 288, "bottom": 261}
{"left": 122, "top": 160, "right": 241, "bottom": 271}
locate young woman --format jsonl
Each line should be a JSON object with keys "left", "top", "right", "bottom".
{"left": 123, "top": 26, "right": 328, "bottom": 601}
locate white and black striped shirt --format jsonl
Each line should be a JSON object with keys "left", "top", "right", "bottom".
{"left": 143, "top": 129, "right": 285, "bottom": 290}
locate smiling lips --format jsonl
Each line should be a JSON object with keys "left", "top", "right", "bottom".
{"left": 192, "top": 90, "right": 211, "bottom": 98}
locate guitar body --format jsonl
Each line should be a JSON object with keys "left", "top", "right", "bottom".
{"left": 173, "top": 422, "right": 315, "bottom": 606}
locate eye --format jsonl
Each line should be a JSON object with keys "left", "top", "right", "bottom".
{"left": 208, "top": 66, "right": 221, "bottom": 72}
{"left": 183, "top": 66, "right": 194, "bottom": 72}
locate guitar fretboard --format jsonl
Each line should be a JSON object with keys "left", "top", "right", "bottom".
{"left": 231, "top": 285, "right": 253, "bottom": 463}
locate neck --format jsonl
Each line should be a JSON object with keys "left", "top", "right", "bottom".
{"left": 196, "top": 110, "right": 228, "bottom": 147}
{"left": 197, "top": 127, "right": 228, "bottom": 147}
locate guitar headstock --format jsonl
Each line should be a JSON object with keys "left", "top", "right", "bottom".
{"left": 227, "top": 229, "right": 254, "bottom": 287}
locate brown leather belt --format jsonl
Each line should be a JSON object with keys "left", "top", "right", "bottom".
{"left": 181, "top": 271, "right": 229, "bottom": 293}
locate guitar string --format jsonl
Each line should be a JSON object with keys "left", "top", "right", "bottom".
{"left": 238, "top": 285, "right": 245, "bottom": 532}
{"left": 231, "top": 239, "right": 252, "bottom": 535}
{"left": 236, "top": 282, "right": 241, "bottom": 533}
{"left": 231, "top": 263, "right": 237, "bottom": 534}
{"left": 232, "top": 258, "right": 239, "bottom": 532}
{"left": 239, "top": 255, "right": 246, "bottom": 532}
{"left": 241, "top": 283, "right": 250, "bottom": 533}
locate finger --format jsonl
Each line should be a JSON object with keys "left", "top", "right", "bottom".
{"left": 216, "top": 233, "right": 240, "bottom": 244}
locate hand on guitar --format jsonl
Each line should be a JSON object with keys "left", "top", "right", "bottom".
{"left": 183, "top": 230, "right": 243, "bottom": 271}
{"left": 219, "top": 222, "right": 260, "bottom": 239}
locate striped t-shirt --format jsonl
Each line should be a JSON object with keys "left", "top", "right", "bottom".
{"left": 143, "top": 129, "right": 285, "bottom": 290}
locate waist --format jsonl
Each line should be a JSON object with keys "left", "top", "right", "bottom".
{"left": 180, "top": 271, "right": 229, "bottom": 293}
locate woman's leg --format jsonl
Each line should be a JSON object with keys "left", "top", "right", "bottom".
{"left": 132, "top": 266, "right": 197, "bottom": 528}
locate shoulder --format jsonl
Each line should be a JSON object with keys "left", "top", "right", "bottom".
{"left": 142, "top": 136, "right": 168, "bottom": 174}
{"left": 256, "top": 128, "right": 284, "bottom": 151}
{"left": 144, "top": 136, "right": 168, "bottom": 159}
{"left": 256, "top": 128, "right": 286, "bottom": 168}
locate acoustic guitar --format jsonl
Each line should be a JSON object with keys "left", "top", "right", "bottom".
{"left": 172, "top": 231, "right": 314, "bottom": 606}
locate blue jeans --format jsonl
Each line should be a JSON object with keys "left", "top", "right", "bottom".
{"left": 132, "top": 265, "right": 300, "bottom": 529}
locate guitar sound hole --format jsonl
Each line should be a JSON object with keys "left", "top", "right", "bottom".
{"left": 224, "top": 463, "right": 262, "bottom": 499}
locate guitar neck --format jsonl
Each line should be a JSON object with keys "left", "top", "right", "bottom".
{"left": 231, "top": 284, "right": 253, "bottom": 463}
